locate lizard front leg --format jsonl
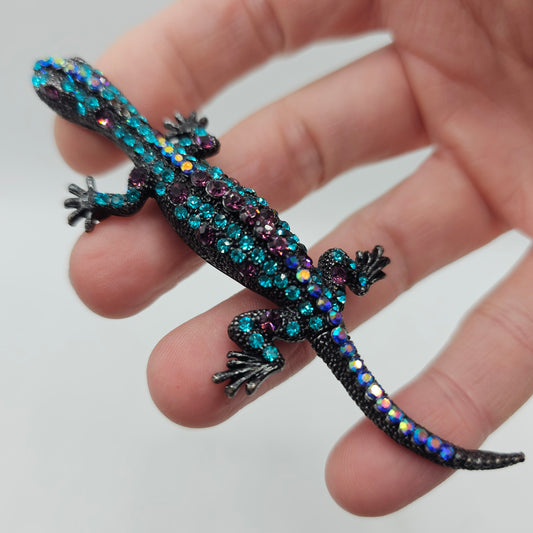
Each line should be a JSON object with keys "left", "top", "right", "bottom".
{"left": 64, "top": 167, "right": 152, "bottom": 232}
{"left": 213, "top": 307, "right": 307, "bottom": 397}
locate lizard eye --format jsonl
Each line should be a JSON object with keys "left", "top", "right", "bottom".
{"left": 42, "top": 84, "right": 60, "bottom": 100}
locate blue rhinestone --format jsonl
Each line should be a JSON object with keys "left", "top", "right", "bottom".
{"left": 86, "top": 96, "right": 99, "bottom": 109}
{"left": 179, "top": 137, "right": 192, "bottom": 146}
{"left": 357, "top": 371, "right": 374, "bottom": 387}
{"left": 248, "top": 333, "right": 264, "bottom": 349}
{"left": 240, "top": 235, "right": 254, "bottom": 251}
{"left": 95, "top": 193, "right": 109, "bottom": 206}
{"left": 324, "top": 289, "right": 333, "bottom": 298}
{"left": 263, "top": 260, "right": 277, "bottom": 274}
{"left": 195, "top": 127, "right": 207, "bottom": 136}
{"left": 126, "top": 189, "right": 140, "bottom": 203}
{"left": 61, "top": 78, "right": 75, "bottom": 92}
{"left": 287, "top": 242, "right": 298, "bottom": 251}
{"left": 258, "top": 275, "right": 272, "bottom": 288}
{"left": 440, "top": 444, "right": 455, "bottom": 461}
{"left": 262, "top": 346, "right": 279, "bottom": 362}
{"left": 111, "top": 195, "right": 124, "bottom": 207}
{"left": 238, "top": 317, "right": 253, "bottom": 332}
{"left": 211, "top": 166, "right": 223, "bottom": 177}
{"left": 426, "top": 436, "right": 442, "bottom": 453}
{"left": 309, "top": 316, "right": 323, "bottom": 330}
{"left": 285, "top": 256, "right": 299, "bottom": 269}
{"left": 188, "top": 214, "right": 202, "bottom": 229}
{"left": 336, "top": 290, "right": 346, "bottom": 304}
{"left": 214, "top": 214, "right": 227, "bottom": 228}
{"left": 332, "top": 326, "right": 348, "bottom": 345}
{"left": 142, "top": 151, "right": 154, "bottom": 163}
{"left": 331, "top": 249, "right": 345, "bottom": 262}
{"left": 299, "top": 302, "right": 314, "bottom": 316}
{"left": 187, "top": 196, "right": 201, "bottom": 209}
{"left": 76, "top": 103, "right": 86, "bottom": 116}
{"left": 286, "top": 321, "right": 300, "bottom": 337}
{"left": 174, "top": 206, "right": 187, "bottom": 220}
{"left": 413, "top": 428, "right": 429, "bottom": 445}
{"left": 280, "top": 221, "right": 290, "bottom": 232}
{"left": 134, "top": 143, "right": 145, "bottom": 155}
{"left": 199, "top": 203, "right": 214, "bottom": 219}
{"left": 359, "top": 276, "right": 368, "bottom": 287}
{"left": 230, "top": 248, "right": 245, "bottom": 263}
{"left": 250, "top": 248, "right": 266, "bottom": 265}
{"left": 273, "top": 273, "right": 288, "bottom": 288}
{"left": 155, "top": 182, "right": 166, "bottom": 196}
{"left": 101, "top": 88, "right": 114, "bottom": 100}
{"left": 227, "top": 224, "right": 242, "bottom": 239}
{"left": 257, "top": 197, "right": 268, "bottom": 206}
{"left": 307, "top": 283, "right": 322, "bottom": 297}
{"left": 123, "top": 134, "right": 135, "bottom": 147}
{"left": 162, "top": 169, "right": 174, "bottom": 183}
{"left": 217, "top": 238, "right": 231, "bottom": 253}
{"left": 328, "top": 310, "right": 343, "bottom": 325}
{"left": 152, "top": 162, "right": 164, "bottom": 174}
{"left": 75, "top": 91, "right": 85, "bottom": 102}
{"left": 128, "top": 117, "right": 140, "bottom": 127}
{"left": 317, "top": 297, "right": 332, "bottom": 311}
{"left": 340, "top": 341, "right": 356, "bottom": 357}
{"left": 285, "top": 286, "right": 300, "bottom": 300}
{"left": 138, "top": 124, "right": 150, "bottom": 136}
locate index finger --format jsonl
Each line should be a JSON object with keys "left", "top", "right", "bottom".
{"left": 54, "top": 0, "right": 380, "bottom": 173}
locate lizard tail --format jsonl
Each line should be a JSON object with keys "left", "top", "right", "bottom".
{"left": 311, "top": 331, "right": 525, "bottom": 470}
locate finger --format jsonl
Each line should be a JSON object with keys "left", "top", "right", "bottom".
{"left": 326, "top": 247, "right": 533, "bottom": 516}
{"left": 55, "top": 0, "right": 381, "bottom": 173}
{"left": 146, "top": 151, "right": 505, "bottom": 426}
{"left": 71, "top": 46, "right": 427, "bottom": 317}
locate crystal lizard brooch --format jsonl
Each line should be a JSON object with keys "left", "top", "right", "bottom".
{"left": 33, "top": 57, "right": 525, "bottom": 470}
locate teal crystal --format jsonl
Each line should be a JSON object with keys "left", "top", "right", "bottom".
{"left": 262, "top": 346, "right": 279, "bottom": 362}
{"left": 238, "top": 316, "right": 253, "bottom": 333}
{"left": 248, "top": 333, "right": 264, "bottom": 349}
{"left": 286, "top": 321, "right": 300, "bottom": 337}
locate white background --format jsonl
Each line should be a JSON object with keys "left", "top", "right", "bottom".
{"left": 1, "top": 1, "right": 531, "bottom": 531}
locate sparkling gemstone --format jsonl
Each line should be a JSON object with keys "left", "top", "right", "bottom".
{"left": 262, "top": 345, "right": 279, "bottom": 362}
{"left": 248, "top": 333, "right": 264, "bottom": 349}
{"left": 332, "top": 327, "right": 348, "bottom": 345}
{"left": 331, "top": 264, "right": 347, "bottom": 285}
{"left": 206, "top": 179, "right": 228, "bottom": 197}
{"left": 199, "top": 203, "right": 214, "bottom": 219}
{"left": 285, "top": 286, "right": 300, "bottom": 300}
{"left": 197, "top": 135, "right": 216, "bottom": 150}
{"left": 223, "top": 191, "right": 244, "bottom": 211}
{"left": 307, "top": 283, "right": 322, "bottom": 297}
{"left": 296, "top": 269, "right": 311, "bottom": 283}
{"left": 376, "top": 397, "right": 392, "bottom": 412}
{"left": 96, "top": 110, "right": 114, "bottom": 128}
{"left": 95, "top": 193, "right": 109, "bottom": 206}
{"left": 299, "top": 302, "right": 314, "bottom": 316}
{"left": 387, "top": 407, "right": 403, "bottom": 423}
{"left": 285, "top": 256, "right": 299, "bottom": 269}
{"left": 348, "top": 358, "right": 363, "bottom": 373}
{"left": 286, "top": 321, "right": 300, "bottom": 337}
{"left": 367, "top": 384, "right": 384, "bottom": 400}
{"left": 174, "top": 206, "right": 188, "bottom": 220}
{"left": 128, "top": 169, "right": 146, "bottom": 188}
{"left": 126, "top": 189, "right": 141, "bottom": 203}
{"left": 250, "top": 248, "right": 266, "bottom": 264}
{"left": 440, "top": 444, "right": 455, "bottom": 461}
{"left": 317, "top": 296, "right": 332, "bottom": 312}
{"left": 413, "top": 428, "right": 429, "bottom": 445}
{"left": 230, "top": 248, "right": 245, "bottom": 263}
{"left": 198, "top": 225, "right": 215, "bottom": 245}
{"left": 259, "top": 310, "right": 281, "bottom": 334}
{"left": 188, "top": 214, "right": 201, "bottom": 229}
{"left": 187, "top": 196, "right": 201, "bottom": 209}
{"left": 399, "top": 419, "right": 415, "bottom": 435}
{"left": 262, "top": 260, "right": 277, "bottom": 275}
{"left": 238, "top": 316, "right": 253, "bottom": 333}
{"left": 359, "top": 276, "right": 368, "bottom": 287}
{"left": 426, "top": 436, "right": 442, "bottom": 453}
{"left": 309, "top": 316, "right": 323, "bottom": 330}
{"left": 191, "top": 170, "right": 210, "bottom": 187}
{"left": 216, "top": 238, "right": 231, "bottom": 253}
{"left": 267, "top": 237, "right": 287, "bottom": 255}
{"left": 155, "top": 182, "right": 166, "bottom": 196}
{"left": 168, "top": 182, "right": 188, "bottom": 204}
{"left": 258, "top": 275, "right": 272, "bottom": 288}
{"left": 273, "top": 273, "right": 288, "bottom": 288}
{"left": 43, "top": 85, "right": 59, "bottom": 100}
{"left": 357, "top": 371, "right": 374, "bottom": 387}
{"left": 239, "top": 235, "right": 254, "bottom": 251}
{"left": 226, "top": 224, "right": 242, "bottom": 239}
{"left": 340, "top": 341, "right": 356, "bottom": 357}
{"left": 331, "top": 249, "right": 345, "bottom": 262}
{"left": 328, "top": 310, "right": 343, "bottom": 325}
{"left": 237, "top": 262, "right": 257, "bottom": 278}
{"left": 239, "top": 204, "right": 260, "bottom": 225}
{"left": 214, "top": 214, "right": 227, "bottom": 229}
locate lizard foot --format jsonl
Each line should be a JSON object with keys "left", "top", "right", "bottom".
{"left": 64, "top": 176, "right": 98, "bottom": 232}
{"left": 212, "top": 350, "right": 285, "bottom": 398}
{"left": 350, "top": 245, "right": 390, "bottom": 296}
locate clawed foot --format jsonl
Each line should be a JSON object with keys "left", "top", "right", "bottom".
{"left": 212, "top": 350, "right": 285, "bottom": 397}
{"left": 64, "top": 176, "right": 98, "bottom": 232}
{"left": 351, "top": 245, "right": 390, "bottom": 295}
{"left": 163, "top": 111, "right": 208, "bottom": 137}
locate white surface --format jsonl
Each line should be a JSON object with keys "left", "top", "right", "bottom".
{"left": 1, "top": 1, "right": 531, "bottom": 531}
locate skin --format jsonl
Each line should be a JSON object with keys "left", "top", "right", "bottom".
{"left": 54, "top": 0, "right": 533, "bottom": 516}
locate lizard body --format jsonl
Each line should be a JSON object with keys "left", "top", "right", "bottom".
{"left": 33, "top": 57, "right": 524, "bottom": 470}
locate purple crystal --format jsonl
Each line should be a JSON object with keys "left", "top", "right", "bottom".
{"left": 191, "top": 170, "right": 209, "bottom": 187}
{"left": 96, "top": 110, "right": 114, "bottom": 129}
{"left": 43, "top": 85, "right": 59, "bottom": 100}
{"left": 206, "top": 179, "right": 229, "bottom": 197}
{"left": 267, "top": 237, "right": 288, "bottom": 255}
{"left": 259, "top": 310, "right": 282, "bottom": 334}
{"left": 240, "top": 205, "right": 260, "bottom": 225}
{"left": 331, "top": 264, "right": 347, "bottom": 284}
{"left": 168, "top": 182, "right": 188, "bottom": 204}
{"left": 238, "top": 261, "right": 258, "bottom": 278}
{"left": 302, "top": 257, "right": 313, "bottom": 269}
{"left": 197, "top": 224, "right": 215, "bottom": 245}
{"left": 196, "top": 135, "right": 215, "bottom": 149}
{"left": 129, "top": 168, "right": 147, "bottom": 188}
{"left": 223, "top": 191, "right": 245, "bottom": 211}
{"left": 254, "top": 208, "right": 278, "bottom": 239}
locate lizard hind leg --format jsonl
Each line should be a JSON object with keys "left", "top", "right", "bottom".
{"left": 318, "top": 246, "right": 390, "bottom": 297}
{"left": 212, "top": 308, "right": 306, "bottom": 397}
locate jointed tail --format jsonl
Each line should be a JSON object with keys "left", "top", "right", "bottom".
{"left": 312, "top": 331, "right": 524, "bottom": 470}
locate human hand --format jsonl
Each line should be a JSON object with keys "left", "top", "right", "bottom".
{"left": 54, "top": 0, "right": 533, "bottom": 515}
